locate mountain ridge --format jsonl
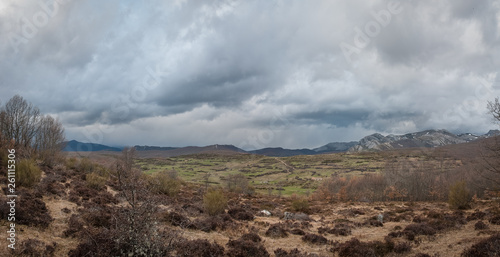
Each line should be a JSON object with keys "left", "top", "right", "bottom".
{"left": 64, "top": 129, "right": 500, "bottom": 156}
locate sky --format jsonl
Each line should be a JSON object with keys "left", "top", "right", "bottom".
{"left": 0, "top": 0, "right": 499, "bottom": 150}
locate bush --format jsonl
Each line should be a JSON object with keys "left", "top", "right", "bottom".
{"left": 467, "top": 210, "right": 486, "bottom": 221}
{"left": 403, "top": 223, "right": 436, "bottom": 237}
{"left": 393, "top": 242, "right": 412, "bottom": 253}
{"left": 448, "top": 180, "right": 472, "bottom": 210}
{"left": 17, "top": 190, "right": 53, "bottom": 228}
{"left": 461, "top": 233, "right": 500, "bottom": 257}
{"left": 203, "top": 189, "right": 227, "bottom": 216}
{"left": 301, "top": 233, "right": 328, "bottom": 245}
{"left": 265, "top": 223, "right": 288, "bottom": 238}
{"left": 66, "top": 157, "right": 78, "bottom": 170}
{"left": 17, "top": 159, "right": 42, "bottom": 188}
{"left": 193, "top": 214, "right": 233, "bottom": 232}
{"left": 152, "top": 171, "right": 181, "bottom": 196}
{"left": 240, "top": 233, "right": 262, "bottom": 243}
{"left": 333, "top": 238, "right": 376, "bottom": 257}
{"left": 330, "top": 223, "right": 352, "bottom": 236}
{"left": 15, "top": 239, "right": 56, "bottom": 257}
{"left": 226, "top": 239, "right": 270, "bottom": 257}
{"left": 176, "top": 239, "right": 225, "bottom": 257}
{"left": 228, "top": 207, "right": 254, "bottom": 221}
{"left": 164, "top": 212, "right": 193, "bottom": 228}
{"left": 77, "top": 158, "right": 96, "bottom": 173}
{"left": 475, "top": 221, "right": 488, "bottom": 230}
{"left": 291, "top": 196, "right": 310, "bottom": 213}
{"left": 290, "top": 228, "right": 306, "bottom": 235}
{"left": 332, "top": 237, "right": 395, "bottom": 257}
{"left": 64, "top": 214, "right": 84, "bottom": 237}
{"left": 489, "top": 215, "right": 500, "bottom": 225}
{"left": 85, "top": 172, "right": 107, "bottom": 189}
{"left": 274, "top": 248, "right": 314, "bottom": 257}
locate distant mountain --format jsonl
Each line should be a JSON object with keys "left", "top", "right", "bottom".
{"left": 250, "top": 147, "right": 317, "bottom": 157}
{"left": 347, "top": 129, "right": 500, "bottom": 152}
{"left": 134, "top": 145, "right": 178, "bottom": 151}
{"left": 63, "top": 129, "right": 500, "bottom": 156}
{"left": 313, "top": 141, "right": 358, "bottom": 153}
{"left": 63, "top": 140, "right": 122, "bottom": 152}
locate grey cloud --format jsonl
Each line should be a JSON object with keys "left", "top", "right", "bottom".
{"left": 1, "top": 0, "right": 499, "bottom": 148}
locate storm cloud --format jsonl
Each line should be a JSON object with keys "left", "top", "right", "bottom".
{"left": 1, "top": 0, "right": 499, "bottom": 149}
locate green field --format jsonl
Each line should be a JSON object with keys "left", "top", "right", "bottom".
{"left": 134, "top": 152, "right": 396, "bottom": 196}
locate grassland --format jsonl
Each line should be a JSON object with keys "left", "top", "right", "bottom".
{"left": 131, "top": 149, "right": 461, "bottom": 196}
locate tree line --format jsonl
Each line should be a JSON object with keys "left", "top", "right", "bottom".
{"left": 0, "top": 95, "right": 65, "bottom": 166}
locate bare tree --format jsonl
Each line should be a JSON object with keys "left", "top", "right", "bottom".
{"left": 488, "top": 97, "right": 500, "bottom": 123}
{"left": 472, "top": 97, "right": 500, "bottom": 196}
{"left": 34, "top": 115, "right": 65, "bottom": 166}
{"left": 1, "top": 95, "right": 41, "bottom": 156}
{"left": 113, "top": 147, "right": 173, "bottom": 256}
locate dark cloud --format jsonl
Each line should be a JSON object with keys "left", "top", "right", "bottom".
{"left": 0, "top": 0, "right": 499, "bottom": 149}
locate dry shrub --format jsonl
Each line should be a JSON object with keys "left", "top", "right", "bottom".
{"left": 69, "top": 224, "right": 178, "bottom": 257}
{"left": 290, "top": 228, "right": 306, "bottom": 235}
{"left": 448, "top": 180, "right": 472, "bottom": 210}
{"left": 85, "top": 172, "right": 107, "bottom": 189}
{"left": 63, "top": 214, "right": 84, "bottom": 237}
{"left": 332, "top": 237, "right": 395, "bottom": 257}
{"left": 393, "top": 242, "right": 412, "bottom": 253}
{"left": 17, "top": 190, "right": 53, "bottom": 228}
{"left": 176, "top": 239, "right": 224, "bottom": 257}
{"left": 17, "top": 159, "right": 42, "bottom": 188}
{"left": 165, "top": 211, "right": 193, "bottom": 228}
{"left": 291, "top": 195, "right": 310, "bottom": 213}
{"left": 151, "top": 171, "right": 182, "bottom": 196}
{"left": 489, "top": 215, "right": 500, "bottom": 225}
{"left": 461, "top": 233, "right": 500, "bottom": 257}
{"left": 403, "top": 223, "right": 436, "bottom": 237}
{"left": 301, "top": 233, "right": 328, "bottom": 245}
{"left": 69, "top": 181, "right": 99, "bottom": 202}
{"left": 274, "top": 248, "right": 314, "bottom": 257}
{"left": 330, "top": 223, "right": 352, "bottom": 236}
{"left": 193, "top": 213, "right": 233, "bottom": 232}
{"left": 475, "top": 221, "right": 488, "bottom": 230}
{"left": 81, "top": 206, "right": 113, "bottom": 228}
{"left": 265, "top": 223, "right": 288, "bottom": 238}
{"left": 240, "top": 233, "right": 262, "bottom": 243}
{"left": 428, "top": 212, "right": 467, "bottom": 231}
{"left": 466, "top": 210, "right": 486, "bottom": 221}
{"left": 76, "top": 158, "right": 96, "bottom": 173}
{"left": 182, "top": 203, "right": 204, "bottom": 215}
{"left": 15, "top": 239, "right": 56, "bottom": 257}
{"left": 91, "top": 191, "right": 118, "bottom": 205}
{"left": 228, "top": 207, "right": 254, "bottom": 221}
{"left": 66, "top": 157, "right": 78, "bottom": 170}
{"left": 203, "top": 188, "right": 227, "bottom": 216}
{"left": 414, "top": 254, "right": 438, "bottom": 257}
{"left": 226, "top": 239, "right": 270, "bottom": 257}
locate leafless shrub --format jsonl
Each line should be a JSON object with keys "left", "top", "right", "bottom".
{"left": 475, "top": 221, "right": 488, "bottom": 230}
{"left": 265, "top": 223, "right": 288, "bottom": 238}
{"left": 228, "top": 207, "right": 254, "bottom": 221}
{"left": 274, "top": 248, "right": 315, "bottom": 257}
{"left": 301, "top": 233, "right": 328, "bottom": 245}
{"left": 175, "top": 239, "right": 224, "bottom": 257}
{"left": 15, "top": 239, "right": 56, "bottom": 257}
{"left": 461, "top": 233, "right": 500, "bottom": 257}
{"left": 226, "top": 238, "right": 270, "bottom": 257}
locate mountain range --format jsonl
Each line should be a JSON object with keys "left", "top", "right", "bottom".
{"left": 64, "top": 129, "right": 500, "bottom": 157}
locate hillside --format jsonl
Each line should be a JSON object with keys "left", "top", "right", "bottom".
{"left": 348, "top": 129, "right": 500, "bottom": 152}
{"left": 63, "top": 140, "right": 122, "bottom": 152}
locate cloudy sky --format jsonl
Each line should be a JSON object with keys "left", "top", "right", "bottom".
{"left": 1, "top": 0, "right": 499, "bottom": 149}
